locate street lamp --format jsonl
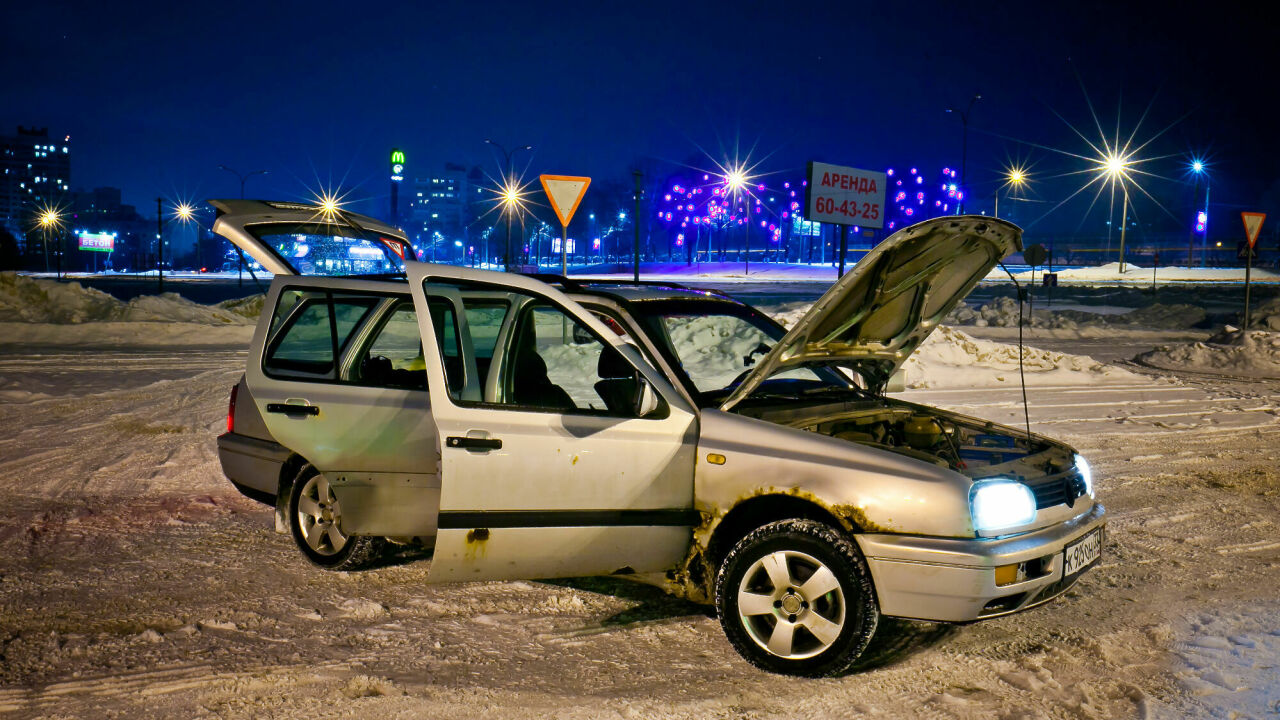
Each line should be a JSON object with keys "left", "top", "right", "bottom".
{"left": 37, "top": 207, "right": 63, "bottom": 278}
{"left": 945, "top": 94, "right": 981, "bottom": 214}
{"left": 485, "top": 139, "right": 532, "bottom": 270}
{"left": 218, "top": 165, "right": 269, "bottom": 286}
{"left": 1100, "top": 152, "right": 1133, "bottom": 273}
{"left": 723, "top": 165, "right": 751, "bottom": 274}
{"left": 994, "top": 167, "right": 1027, "bottom": 219}
{"left": 1187, "top": 160, "right": 1209, "bottom": 267}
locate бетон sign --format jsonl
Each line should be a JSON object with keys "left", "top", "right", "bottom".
{"left": 805, "top": 161, "right": 886, "bottom": 229}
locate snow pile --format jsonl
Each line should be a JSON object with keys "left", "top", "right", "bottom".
{"left": 943, "top": 296, "right": 1207, "bottom": 330}
{"left": 1135, "top": 327, "right": 1280, "bottom": 378}
{"left": 0, "top": 272, "right": 252, "bottom": 325}
{"left": 904, "top": 326, "right": 1143, "bottom": 388}
{"left": 760, "top": 302, "right": 1144, "bottom": 388}
{"left": 217, "top": 294, "right": 265, "bottom": 320}
{"left": 1248, "top": 296, "right": 1280, "bottom": 331}
{"left": 998, "top": 261, "right": 1280, "bottom": 285}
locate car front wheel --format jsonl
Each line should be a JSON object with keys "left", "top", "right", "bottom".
{"left": 715, "top": 518, "right": 879, "bottom": 676}
{"left": 288, "top": 465, "right": 384, "bottom": 571}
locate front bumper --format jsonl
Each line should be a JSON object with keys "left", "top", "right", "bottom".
{"left": 855, "top": 502, "right": 1106, "bottom": 623}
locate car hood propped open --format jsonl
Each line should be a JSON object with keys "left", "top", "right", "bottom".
{"left": 721, "top": 216, "right": 1022, "bottom": 410}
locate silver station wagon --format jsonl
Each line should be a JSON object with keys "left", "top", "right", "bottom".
{"left": 213, "top": 199, "right": 1105, "bottom": 676}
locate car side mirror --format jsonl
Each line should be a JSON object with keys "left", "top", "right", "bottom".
{"left": 635, "top": 377, "right": 661, "bottom": 417}
{"left": 885, "top": 369, "right": 907, "bottom": 393}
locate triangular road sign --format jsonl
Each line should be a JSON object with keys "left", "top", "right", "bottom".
{"left": 1242, "top": 212, "right": 1266, "bottom": 248}
{"left": 540, "top": 175, "right": 591, "bottom": 227}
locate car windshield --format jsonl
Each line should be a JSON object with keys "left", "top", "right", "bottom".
{"left": 629, "top": 299, "right": 856, "bottom": 404}
{"left": 245, "top": 222, "right": 413, "bottom": 276}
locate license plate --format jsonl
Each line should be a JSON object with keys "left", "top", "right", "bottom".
{"left": 1063, "top": 527, "right": 1103, "bottom": 576}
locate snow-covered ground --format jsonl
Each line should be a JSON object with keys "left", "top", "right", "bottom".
{"left": 575, "top": 261, "right": 1280, "bottom": 286}
{"left": 2, "top": 277, "right": 1279, "bottom": 718}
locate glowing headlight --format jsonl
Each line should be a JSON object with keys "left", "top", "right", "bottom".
{"left": 1074, "top": 454, "right": 1093, "bottom": 496}
{"left": 970, "top": 480, "right": 1037, "bottom": 533}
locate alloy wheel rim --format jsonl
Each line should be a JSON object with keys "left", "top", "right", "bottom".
{"left": 296, "top": 474, "right": 348, "bottom": 556}
{"left": 737, "top": 549, "right": 846, "bottom": 660}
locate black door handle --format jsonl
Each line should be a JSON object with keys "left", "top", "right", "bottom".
{"left": 266, "top": 403, "right": 319, "bottom": 417}
{"left": 446, "top": 436, "right": 502, "bottom": 450}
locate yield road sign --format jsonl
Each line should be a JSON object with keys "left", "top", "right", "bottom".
{"left": 1242, "top": 212, "right": 1266, "bottom": 248}
{"left": 540, "top": 175, "right": 591, "bottom": 227}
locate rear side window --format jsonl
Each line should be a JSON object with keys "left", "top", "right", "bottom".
{"left": 264, "top": 289, "right": 375, "bottom": 380}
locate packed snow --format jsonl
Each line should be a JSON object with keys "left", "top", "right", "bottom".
{"left": 2, "top": 273, "right": 1279, "bottom": 718}
{"left": 1136, "top": 327, "right": 1280, "bottom": 379}
{"left": 761, "top": 301, "right": 1148, "bottom": 389}
{"left": 1000, "top": 261, "right": 1280, "bottom": 285}
{"left": 578, "top": 260, "right": 1280, "bottom": 285}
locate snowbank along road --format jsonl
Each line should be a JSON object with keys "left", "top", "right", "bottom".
{"left": 1, "top": 282, "right": 1278, "bottom": 718}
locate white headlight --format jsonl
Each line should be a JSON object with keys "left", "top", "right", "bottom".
{"left": 970, "top": 480, "right": 1037, "bottom": 533}
{"left": 1074, "top": 454, "right": 1094, "bottom": 497}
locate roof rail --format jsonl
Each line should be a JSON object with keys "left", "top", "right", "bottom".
{"left": 519, "top": 273, "right": 585, "bottom": 292}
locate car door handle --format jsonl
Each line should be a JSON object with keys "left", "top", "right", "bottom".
{"left": 266, "top": 403, "right": 320, "bottom": 417}
{"left": 446, "top": 436, "right": 502, "bottom": 450}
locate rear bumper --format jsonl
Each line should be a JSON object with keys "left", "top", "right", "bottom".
{"left": 217, "top": 432, "right": 288, "bottom": 500}
{"left": 856, "top": 503, "right": 1106, "bottom": 623}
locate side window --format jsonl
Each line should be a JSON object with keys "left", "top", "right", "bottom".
{"left": 264, "top": 289, "right": 375, "bottom": 380}
{"left": 503, "top": 302, "right": 638, "bottom": 416}
{"left": 428, "top": 299, "right": 465, "bottom": 398}
{"left": 356, "top": 301, "right": 427, "bottom": 390}
{"left": 422, "top": 282, "right": 645, "bottom": 417}
{"left": 462, "top": 300, "right": 509, "bottom": 391}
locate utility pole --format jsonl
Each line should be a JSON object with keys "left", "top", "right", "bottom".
{"left": 946, "top": 94, "right": 981, "bottom": 215}
{"left": 632, "top": 169, "right": 643, "bottom": 282}
{"left": 1118, "top": 187, "right": 1129, "bottom": 275}
{"left": 217, "top": 165, "right": 268, "bottom": 287}
{"left": 155, "top": 197, "right": 164, "bottom": 293}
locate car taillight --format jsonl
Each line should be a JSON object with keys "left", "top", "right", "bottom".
{"left": 227, "top": 384, "right": 238, "bottom": 433}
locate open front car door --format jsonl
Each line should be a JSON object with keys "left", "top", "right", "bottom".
{"left": 406, "top": 263, "right": 700, "bottom": 583}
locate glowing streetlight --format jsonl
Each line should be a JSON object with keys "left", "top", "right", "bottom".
{"left": 1097, "top": 152, "right": 1135, "bottom": 273}
{"left": 311, "top": 189, "right": 346, "bottom": 221}
{"left": 1187, "top": 159, "right": 1210, "bottom": 267}
{"left": 35, "top": 205, "right": 64, "bottom": 277}
{"left": 994, "top": 167, "right": 1029, "bottom": 219}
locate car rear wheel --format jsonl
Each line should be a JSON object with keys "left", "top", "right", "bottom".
{"left": 715, "top": 519, "right": 879, "bottom": 676}
{"left": 288, "top": 465, "right": 384, "bottom": 571}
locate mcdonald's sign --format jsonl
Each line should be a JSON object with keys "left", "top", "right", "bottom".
{"left": 390, "top": 148, "right": 405, "bottom": 182}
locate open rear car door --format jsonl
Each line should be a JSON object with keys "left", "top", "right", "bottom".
{"left": 209, "top": 199, "right": 416, "bottom": 276}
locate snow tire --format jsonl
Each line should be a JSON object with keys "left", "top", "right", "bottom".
{"left": 288, "top": 464, "right": 385, "bottom": 571}
{"left": 715, "top": 518, "right": 879, "bottom": 677}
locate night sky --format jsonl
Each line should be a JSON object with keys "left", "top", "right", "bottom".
{"left": 4, "top": 0, "right": 1276, "bottom": 236}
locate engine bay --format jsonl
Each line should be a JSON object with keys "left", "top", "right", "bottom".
{"left": 735, "top": 397, "right": 1072, "bottom": 480}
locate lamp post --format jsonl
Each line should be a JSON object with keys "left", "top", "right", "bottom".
{"left": 218, "top": 165, "right": 268, "bottom": 287}
{"left": 994, "top": 168, "right": 1026, "bottom": 219}
{"left": 174, "top": 203, "right": 195, "bottom": 271}
{"left": 485, "top": 139, "right": 532, "bottom": 270}
{"left": 38, "top": 208, "right": 61, "bottom": 277}
{"left": 724, "top": 166, "right": 749, "bottom": 274}
{"left": 945, "top": 94, "right": 981, "bottom": 214}
{"left": 1186, "top": 161, "right": 1204, "bottom": 268}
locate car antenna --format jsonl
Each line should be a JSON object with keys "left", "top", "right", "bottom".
{"left": 998, "top": 261, "right": 1033, "bottom": 446}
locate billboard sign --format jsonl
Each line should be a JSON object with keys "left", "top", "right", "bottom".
{"left": 806, "top": 161, "right": 886, "bottom": 229}
{"left": 77, "top": 231, "right": 116, "bottom": 252}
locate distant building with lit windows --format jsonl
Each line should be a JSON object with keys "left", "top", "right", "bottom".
{"left": 0, "top": 127, "right": 71, "bottom": 252}
{"left": 409, "top": 163, "right": 474, "bottom": 255}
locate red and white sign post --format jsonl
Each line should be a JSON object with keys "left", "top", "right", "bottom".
{"left": 540, "top": 174, "right": 592, "bottom": 275}
{"left": 805, "top": 161, "right": 886, "bottom": 276}
{"left": 1241, "top": 212, "right": 1267, "bottom": 329}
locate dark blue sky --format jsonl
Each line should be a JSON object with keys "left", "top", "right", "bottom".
{"left": 4, "top": 0, "right": 1275, "bottom": 235}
